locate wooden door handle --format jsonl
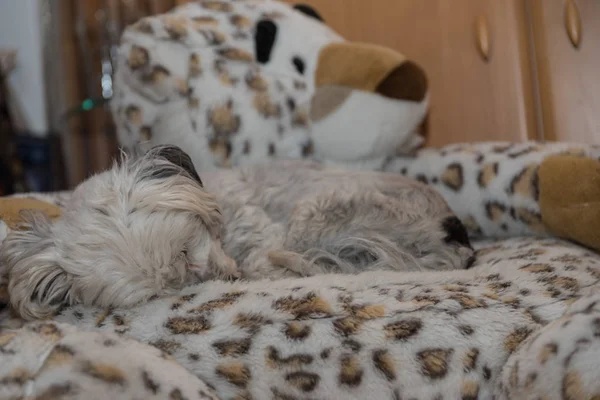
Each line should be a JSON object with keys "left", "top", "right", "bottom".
{"left": 475, "top": 15, "right": 491, "bottom": 62}
{"left": 565, "top": 0, "right": 582, "bottom": 48}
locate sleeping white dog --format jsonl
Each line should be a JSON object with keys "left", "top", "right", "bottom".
{"left": 1, "top": 145, "right": 475, "bottom": 320}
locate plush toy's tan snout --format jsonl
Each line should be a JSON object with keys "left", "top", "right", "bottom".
{"left": 315, "top": 42, "right": 428, "bottom": 102}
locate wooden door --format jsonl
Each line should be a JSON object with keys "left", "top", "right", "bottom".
{"left": 282, "top": 0, "right": 539, "bottom": 146}
{"left": 529, "top": 0, "right": 600, "bottom": 143}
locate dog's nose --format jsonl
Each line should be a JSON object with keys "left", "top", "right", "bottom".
{"left": 442, "top": 216, "right": 472, "bottom": 249}
{"left": 376, "top": 61, "right": 428, "bottom": 102}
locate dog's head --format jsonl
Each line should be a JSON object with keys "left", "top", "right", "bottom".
{"left": 1, "top": 145, "right": 238, "bottom": 320}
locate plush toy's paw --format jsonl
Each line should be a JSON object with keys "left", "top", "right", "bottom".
{"left": 0, "top": 197, "right": 62, "bottom": 230}
{"left": 539, "top": 154, "right": 600, "bottom": 252}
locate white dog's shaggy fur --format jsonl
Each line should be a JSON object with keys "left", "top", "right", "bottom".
{"left": 1, "top": 146, "right": 474, "bottom": 320}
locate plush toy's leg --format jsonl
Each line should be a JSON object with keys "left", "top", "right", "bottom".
{"left": 539, "top": 154, "right": 600, "bottom": 253}
{"left": 496, "top": 294, "right": 600, "bottom": 400}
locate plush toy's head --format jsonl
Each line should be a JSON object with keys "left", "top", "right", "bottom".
{"left": 113, "top": 0, "right": 429, "bottom": 171}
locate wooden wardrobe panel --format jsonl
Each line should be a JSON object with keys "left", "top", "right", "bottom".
{"left": 283, "top": 0, "right": 538, "bottom": 146}
{"left": 530, "top": 0, "right": 600, "bottom": 143}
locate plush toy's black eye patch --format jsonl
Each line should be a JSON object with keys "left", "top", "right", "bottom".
{"left": 255, "top": 20, "right": 278, "bottom": 64}
{"left": 293, "top": 4, "right": 325, "bottom": 22}
{"left": 292, "top": 56, "right": 306, "bottom": 75}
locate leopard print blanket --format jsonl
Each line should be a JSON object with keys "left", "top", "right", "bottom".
{"left": 4, "top": 143, "right": 600, "bottom": 398}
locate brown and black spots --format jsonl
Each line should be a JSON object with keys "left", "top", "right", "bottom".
{"left": 142, "top": 65, "right": 171, "bottom": 85}
{"left": 41, "top": 344, "right": 76, "bottom": 370}
{"left": 188, "top": 291, "right": 244, "bottom": 314}
{"left": 342, "top": 339, "right": 363, "bottom": 353}
{"left": 230, "top": 14, "right": 252, "bottom": 30}
{"left": 492, "top": 144, "right": 514, "bottom": 153}
{"left": 191, "top": 16, "right": 219, "bottom": 27}
{"left": 384, "top": 318, "right": 423, "bottom": 341}
{"left": 339, "top": 354, "right": 364, "bottom": 387}
{"left": 216, "top": 362, "right": 251, "bottom": 388}
{"left": 450, "top": 294, "right": 487, "bottom": 309}
{"left": 253, "top": 92, "right": 281, "bottom": 118}
{"left": 520, "top": 263, "right": 554, "bottom": 273}
{"left": 128, "top": 45, "right": 150, "bottom": 70}
{"left": 273, "top": 292, "right": 332, "bottom": 319}
{"left": 34, "top": 383, "right": 75, "bottom": 399}
{"left": 504, "top": 326, "right": 533, "bottom": 353}
{"left": 142, "top": 370, "right": 160, "bottom": 394}
{"left": 131, "top": 19, "right": 154, "bottom": 35}
{"left": 412, "top": 295, "right": 440, "bottom": 307}
{"left": 514, "top": 207, "right": 545, "bottom": 233}
{"left": 485, "top": 202, "right": 506, "bottom": 222}
{"left": 165, "top": 316, "right": 211, "bottom": 334}
{"left": 461, "top": 381, "right": 480, "bottom": 400}
{"left": 169, "top": 388, "right": 186, "bottom": 400}
{"left": 345, "top": 303, "right": 386, "bottom": 320}
{"left": 81, "top": 362, "right": 126, "bottom": 385}
{"left": 266, "top": 347, "right": 314, "bottom": 369}
{"left": 268, "top": 142, "right": 276, "bottom": 156}
{"left": 320, "top": 348, "right": 332, "bottom": 359}
{"left": 508, "top": 164, "right": 539, "bottom": 200}
{"left": 233, "top": 313, "right": 273, "bottom": 334}
{"left": 208, "top": 100, "right": 241, "bottom": 137}
{"left": 261, "top": 11, "right": 286, "bottom": 20}
{"left": 508, "top": 145, "right": 542, "bottom": 158}
{"left": 217, "top": 47, "right": 254, "bottom": 62}
{"left": 213, "top": 338, "right": 252, "bottom": 357}
{"left": 189, "top": 53, "right": 203, "bottom": 78}
{"left": 150, "top": 339, "right": 181, "bottom": 355}
{"left": 209, "top": 139, "right": 232, "bottom": 166}
{"left": 550, "top": 276, "right": 579, "bottom": 291}
{"left": 441, "top": 163, "right": 464, "bottom": 191}
{"left": 245, "top": 70, "right": 268, "bottom": 92}
{"left": 171, "top": 294, "right": 197, "bottom": 310}
{"left": 291, "top": 107, "right": 310, "bottom": 128}
{"left": 214, "top": 59, "right": 238, "bottom": 86}
{"left": 462, "top": 348, "right": 479, "bottom": 372}
{"left": 373, "top": 349, "right": 397, "bottom": 381}
{"left": 198, "top": 29, "right": 227, "bottom": 46}
{"left": 417, "top": 348, "right": 454, "bottom": 379}
{"left": 477, "top": 162, "right": 499, "bottom": 188}
{"left": 140, "top": 126, "right": 153, "bottom": 141}
{"left": 163, "top": 16, "right": 189, "bottom": 41}
{"left": 285, "top": 371, "right": 320, "bottom": 392}
{"left": 462, "top": 215, "right": 483, "bottom": 237}
{"left": 333, "top": 316, "right": 364, "bottom": 337}
{"left": 125, "top": 105, "right": 143, "bottom": 126}
{"left": 242, "top": 140, "right": 251, "bottom": 155}
{"left": 1, "top": 368, "right": 30, "bottom": 386}
{"left": 458, "top": 324, "right": 475, "bottom": 336}
{"left": 283, "top": 322, "right": 312, "bottom": 341}
{"left": 31, "top": 323, "right": 63, "bottom": 340}
{"left": 538, "top": 342, "right": 558, "bottom": 364}
{"left": 202, "top": 1, "right": 233, "bottom": 12}
{"left": 302, "top": 139, "right": 314, "bottom": 157}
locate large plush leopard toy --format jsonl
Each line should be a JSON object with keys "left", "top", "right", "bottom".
{"left": 111, "top": 0, "right": 429, "bottom": 172}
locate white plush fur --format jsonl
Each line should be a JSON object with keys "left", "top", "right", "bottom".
{"left": 0, "top": 146, "right": 473, "bottom": 320}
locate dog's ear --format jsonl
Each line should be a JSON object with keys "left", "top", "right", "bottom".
{"left": 0, "top": 211, "right": 74, "bottom": 320}
{"left": 147, "top": 145, "right": 203, "bottom": 187}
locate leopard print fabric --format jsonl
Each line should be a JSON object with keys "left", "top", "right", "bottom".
{"left": 0, "top": 321, "right": 220, "bottom": 400}
{"left": 2, "top": 234, "right": 599, "bottom": 399}
{"left": 112, "top": 0, "right": 331, "bottom": 172}
{"left": 385, "top": 141, "right": 600, "bottom": 239}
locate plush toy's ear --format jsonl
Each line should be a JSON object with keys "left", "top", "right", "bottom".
{"left": 293, "top": 4, "right": 325, "bottom": 22}
{"left": 255, "top": 20, "right": 278, "bottom": 64}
